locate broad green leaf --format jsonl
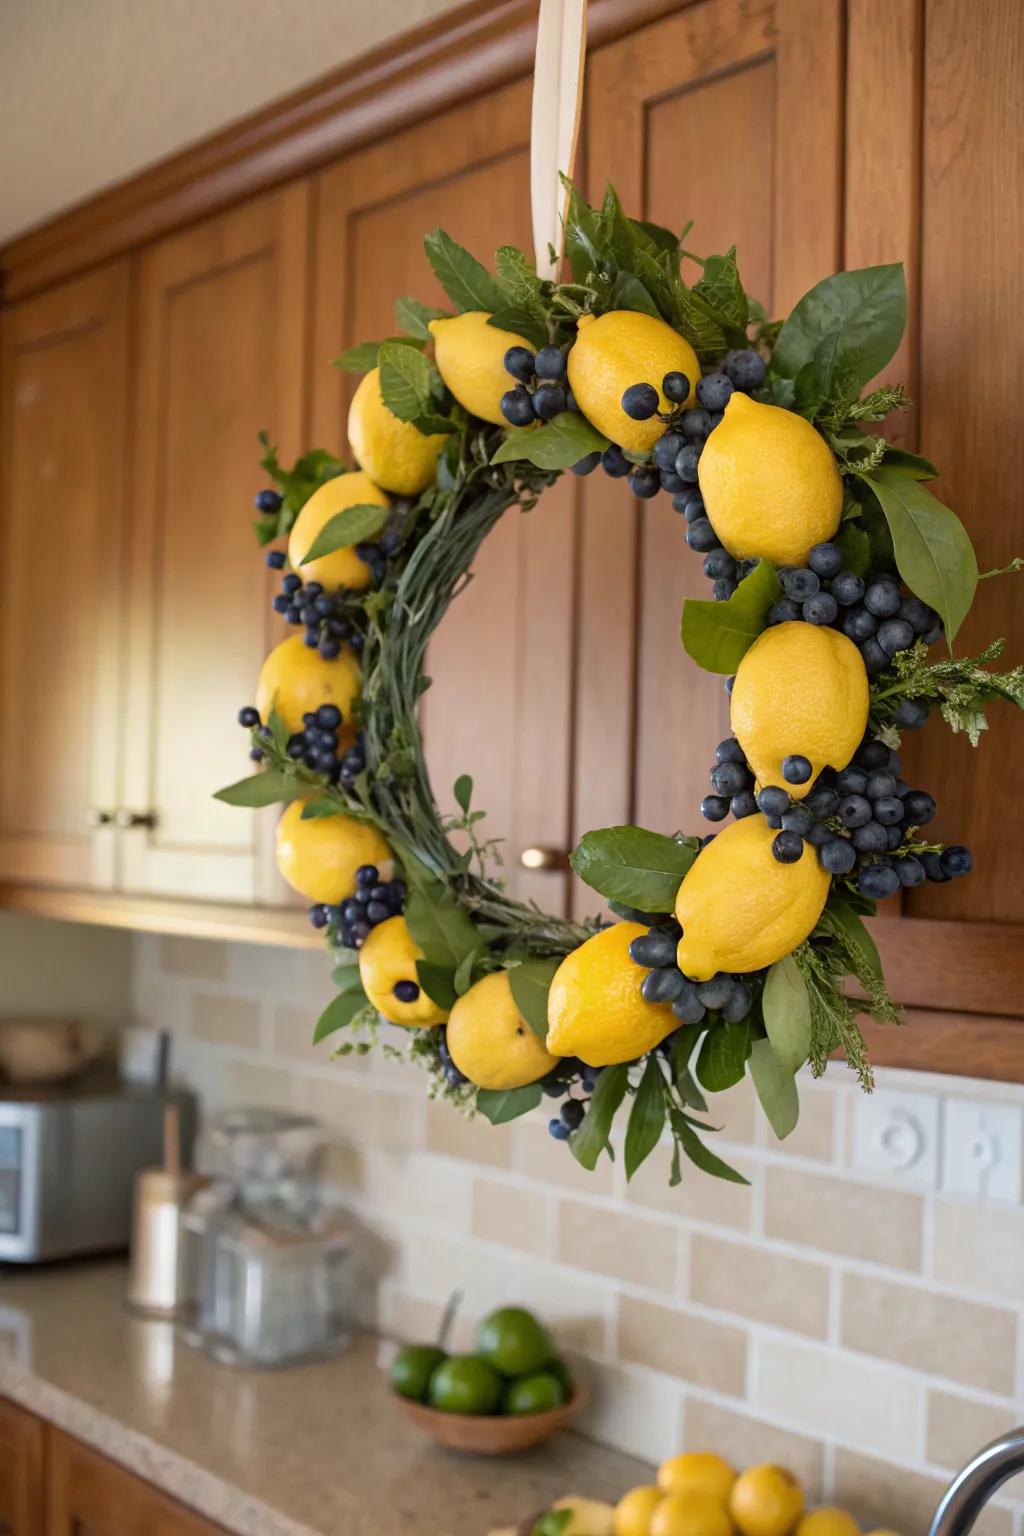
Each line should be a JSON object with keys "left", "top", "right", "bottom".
{"left": 562, "top": 177, "right": 605, "bottom": 284}
{"left": 624, "top": 1057, "right": 667, "bottom": 1180}
{"left": 494, "top": 245, "right": 546, "bottom": 310}
{"left": 571, "top": 825, "right": 699, "bottom": 911}
{"left": 692, "top": 247, "right": 749, "bottom": 337}
{"left": 835, "top": 521, "right": 872, "bottom": 579}
{"left": 424, "top": 228, "right": 507, "bottom": 313}
{"left": 487, "top": 306, "right": 548, "bottom": 350}
{"left": 748, "top": 1037, "right": 800, "bottom": 1139}
{"left": 820, "top": 896, "right": 883, "bottom": 982}
{"left": 313, "top": 988, "right": 368, "bottom": 1044}
{"left": 532, "top": 1510, "right": 573, "bottom": 1536}
{"left": 508, "top": 957, "right": 561, "bottom": 1041}
{"left": 671, "top": 1111, "right": 750, "bottom": 1184}
{"left": 300, "top": 798, "right": 343, "bottom": 819}
{"left": 331, "top": 963, "right": 363, "bottom": 993}
{"left": 865, "top": 465, "right": 978, "bottom": 642}
{"left": 453, "top": 946, "right": 481, "bottom": 996}
{"left": 378, "top": 339, "right": 438, "bottom": 423}
{"left": 332, "top": 335, "right": 426, "bottom": 372}
{"left": 213, "top": 771, "right": 305, "bottom": 808}
{"left": 772, "top": 264, "right": 907, "bottom": 394}
{"left": 611, "top": 270, "right": 661, "bottom": 319}
{"left": 696, "top": 1020, "right": 753, "bottom": 1092}
{"left": 394, "top": 295, "right": 448, "bottom": 340}
{"left": 761, "top": 956, "right": 812, "bottom": 1072}
{"left": 415, "top": 961, "right": 458, "bottom": 1011}
{"left": 453, "top": 774, "right": 473, "bottom": 814}
{"left": 883, "top": 446, "right": 938, "bottom": 480}
{"left": 476, "top": 1083, "right": 543, "bottom": 1125}
{"left": 299, "top": 503, "right": 390, "bottom": 563}
{"left": 792, "top": 331, "right": 843, "bottom": 418}
{"left": 404, "top": 879, "right": 481, "bottom": 969}
{"left": 681, "top": 559, "right": 781, "bottom": 674}
{"left": 571, "top": 1063, "right": 629, "bottom": 1170}
{"left": 492, "top": 412, "right": 609, "bottom": 470}
{"left": 636, "top": 219, "right": 682, "bottom": 261}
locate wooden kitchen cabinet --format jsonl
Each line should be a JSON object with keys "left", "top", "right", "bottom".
{"left": 0, "top": 262, "right": 132, "bottom": 893}
{"left": 0, "top": 1397, "right": 44, "bottom": 1536}
{"left": 46, "top": 1428, "right": 224, "bottom": 1536}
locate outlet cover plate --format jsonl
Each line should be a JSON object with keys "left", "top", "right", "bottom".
{"left": 942, "top": 1098, "right": 1023, "bottom": 1203}
{"left": 851, "top": 1088, "right": 940, "bottom": 1188}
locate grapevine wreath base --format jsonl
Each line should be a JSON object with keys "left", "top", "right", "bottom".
{"left": 217, "top": 183, "right": 1024, "bottom": 1186}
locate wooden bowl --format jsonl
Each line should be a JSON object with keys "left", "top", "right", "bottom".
{"left": 393, "top": 1383, "right": 587, "bottom": 1455}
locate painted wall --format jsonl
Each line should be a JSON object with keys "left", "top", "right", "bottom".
{"left": 0, "top": 912, "right": 131, "bottom": 1022}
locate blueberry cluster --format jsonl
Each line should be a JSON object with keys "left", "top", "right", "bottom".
{"left": 237, "top": 703, "right": 365, "bottom": 790}
{"left": 268, "top": 566, "right": 375, "bottom": 660}
{"left": 545, "top": 1060, "right": 604, "bottom": 1140}
{"left": 310, "top": 862, "right": 407, "bottom": 942}
{"left": 627, "top": 920, "right": 754, "bottom": 1028}
{"left": 768, "top": 551, "right": 944, "bottom": 670}
{"left": 699, "top": 737, "right": 758, "bottom": 823}
{"left": 500, "top": 345, "right": 576, "bottom": 427}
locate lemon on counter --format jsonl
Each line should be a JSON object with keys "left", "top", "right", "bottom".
{"left": 358, "top": 915, "right": 449, "bottom": 1028}
{"left": 795, "top": 1510, "right": 861, "bottom": 1536}
{"left": 658, "top": 1453, "right": 736, "bottom": 1507}
{"left": 429, "top": 311, "right": 535, "bottom": 425}
{"left": 729, "top": 1465, "right": 805, "bottom": 1536}
{"left": 255, "top": 634, "right": 361, "bottom": 739}
{"left": 650, "top": 1492, "right": 732, "bottom": 1536}
{"left": 614, "top": 1486, "right": 664, "bottom": 1536}
{"left": 348, "top": 366, "right": 449, "bottom": 496}
{"left": 287, "top": 470, "right": 388, "bottom": 592}
{"left": 275, "top": 799, "right": 391, "bottom": 905}
{"left": 545, "top": 923, "right": 677, "bottom": 1067}
{"left": 730, "top": 622, "right": 868, "bottom": 800}
{"left": 698, "top": 393, "right": 842, "bottom": 565}
{"left": 567, "top": 311, "right": 699, "bottom": 453}
{"left": 675, "top": 816, "right": 830, "bottom": 981}
{"left": 446, "top": 971, "right": 560, "bottom": 1090}
{"left": 551, "top": 1497, "right": 617, "bottom": 1536}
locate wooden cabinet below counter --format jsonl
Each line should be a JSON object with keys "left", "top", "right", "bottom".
{"left": 46, "top": 1428, "right": 227, "bottom": 1536}
{"left": 0, "top": 1396, "right": 44, "bottom": 1536}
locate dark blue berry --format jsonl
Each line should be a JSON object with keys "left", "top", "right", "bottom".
{"left": 806, "top": 784, "right": 839, "bottom": 817}
{"left": 660, "top": 471, "right": 686, "bottom": 494}
{"left": 532, "top": 383, "right": 566, "bottom": 421}
{"left": 318, "top": 637, "right": 341, "bottom": 660}
{"left": 500, "top": 386, "right": 535, "bottom": 426}
{"left": 601, "top": 445, "right": 631, "bottom": 478}
{"left": 266, "top": 549, "right": 286, "bottom": 570}
{"left": 308, "top": 904, "right": 329, "bottom": 929}
{"left": 858, "top": 864, "right": 900, "bottom": 899}
{"left": 804, "top": 592, "right": 838, "bottom": 625}
{"left": 722, "top": 981, "right": 753, "bottom": 1023}
{"left": 772, "top": 830, "right": 804, "bottom": 864}
{"left": 560, "top": 1098, "right": 585, "bottom": 1129}
{"left": 921, "top": 851, "right": 948, "bottom": 882}
{"left": 642, "top": 967, "right": 685, "bottom": 1004}
{"left": 678, "top": 491, "right": 705, "bottom": 522}
{"left": 629, "top": 466, "right": 661, "bottom": 500}
{"left": 701, "top": 795, "right": 730, "bottom": 822}
{"left": 622, "top": 383, "right": 659, "bottom": 420}
{"left": 866, "top": 771, "right": 897, "bottom": 800}
{"left": 831, "top": 571, "right": 865, "bottom": 606}
{"left": 820, "top": 837, "right": 856, "bottom": 875}
{"left": 757, "top": 785, "right": 790, "bottom": 817}
{"left": 255, "top": 489, "right": 282, "bottom": 513}
{"left": 548, "top": 1118, "right": 571, "bottom": 1141}
{"left": 877, "top": 618, "right": 915, "bottom": 657}
{"left": 393, "top": 979, "right": 420, "bottom": 1003}
{"left": 654, "top": 433, "right": 685, "bottom": 473}
{"left": 704, "top": 549, "right": 737, "bottom": 581}
{"left": 672, "top": 982, "right": 706, "bottom": 1024}
{"left": 680, "top": 408, "right": 712, "bottom": 441}
{"left": 852, "top": 820, "right": 888, "bottom": 853}
{"left": 724, "top": 349, "right": 766, "bottom": 390}
{"left": 249, "top": 747, "right": 265, "bottom": 761}
{"left": 860, "top": 637, "right": 889, "bottom": 674}
{"left": 238, "top": 706, "right": 260, "bottom": 728}
{"left": 781, "top": 806, "right": 814, "bottom": 837}
{"left": 894, "top": 697, "right": 930, "bottom": 730}
{"left": 730, "top": 790, "right": 758, "bottom": 819}
{"left": 782, "top": 568, "right": 820, "bottom": 602}
{"left": 282, "top": 573, "right": 302, "bottom": 595}
{"left": 904, "top": 788, "right": 938, "bottom": 823}
{"left": 857, "top": 739, "right": 890, "bottom": 770}
{"left": 685, "top": 517, "right": 719, "bottom": 553}
{"left": 696, "top": 372, "right": 734, "bottom": 411}
{"left": 504, "top": 346, "right": 535, "bottom": 383}
{"left": 808, "top": 542, "right": 843, "bottom": 579}
{"left": 535, "top": 345, "right": 566, "bottom": 380}
{"left": 895, "top": 855, "right": 925, "bottom": 887}
{"left": 899, "top": 595, "right": 935, "bottom": 634}
{"left": 356, "top": 864, "right": 379, "bottom": 888}
{"left": 873, "top": 796, "right": 905, "bottom": 827}
{"left": 674, "top": 444, "right": 702, "bottom": 483}
{"left": 711, "top": 761, "right": 749, "bottom": 797}
{"left": 697, "top": 974, "right": 735, "bottom": 1010}
{"left": 843, "top": 606, "right": 878, "bottom": 642}
{"left": 715, "top": 737, "right": 747, "bottom": 764}
{"left": 864, "top": 578, "right": 902, "bottom": 617}
{"left": 628, "top": 931, "right": 677, "bottom": 968}
{"left": 663, "top": 371, "right": 691, "bottom": 403}
{"left": 769, "top": 599, "right": 802, "bottom": 625}
{"left": 782, "top": 755, "right": 812, "bottom": 785}
{"left": 940, "top": 845, "right": 973, "bottom": 878}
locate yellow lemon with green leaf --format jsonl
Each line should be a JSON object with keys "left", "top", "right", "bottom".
{"left": 358, "top": 914, "right": 449, "bottom": 1028}
{"left": 348, "top": 366, "right": 448, "bottom": 496}
{"left": 731, "top": 621, "right": 868, "bottom": 799}
{"left": 698, "top": 393, "right": 842, "bottom": 565}
{"left": 287, "top": 470, "right": 388, "bottom": 592}
{"left": 275, "top": 799, "right": 391, "bottom": 905}
{"left": 567, "top": 310, "right": 698, "bottom": 453}
{"left": 428, "top": 311, "right": 534, "bottom": 425}
{"left": 675, "top": 816, "right": 830, "bottom": 981}
{"left": 546, "top": 923, "right": 677, "bottom": 1066}
{"left": 255, "top": 634, "right": 361, "bottom": 739}
{"left": 446, "top": 970, "right": 560, "bottom": 1089}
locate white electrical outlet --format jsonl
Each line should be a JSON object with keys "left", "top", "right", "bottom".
{"left": 942, "top": 1098, "right": 1023, "bottom": 1202}
{"left": 851, "top": 1088, "right": 940, "bottom": 1188}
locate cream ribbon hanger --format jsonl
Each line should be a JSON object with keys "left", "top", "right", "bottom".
{"left": 530, "top": 0, "right": 589, "bottom": 280}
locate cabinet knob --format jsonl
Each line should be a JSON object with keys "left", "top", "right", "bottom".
{"left": 115, "top": 809, "right": 157, "bottom": 830}
{"left": 86, "top": 808, "right": 114, "bottom": 828}
{"left": 520, "top": 846, "right": 569, "bottom": 872}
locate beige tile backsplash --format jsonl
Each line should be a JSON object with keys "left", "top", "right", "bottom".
{"left": 135, "top": 933, "right": 1024, "bottom": 1530}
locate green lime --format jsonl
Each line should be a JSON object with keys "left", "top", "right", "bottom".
{"left": 389, "top": 1344, "right": 446, "bottom": 1402}
{"left": 547, "top": 1357, "right": 574, "bottom": 1398}
{"left": 476, "top": 1306, "right": 553, "bottom": 1378}
{"left": 502, "top": 1370, "right": 566, "bottom": 1416}
{"left": 427, "top": 1354, "right": 502, "bottom": 1415}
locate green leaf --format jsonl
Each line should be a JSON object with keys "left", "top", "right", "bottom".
{"left": 864, "top": 465, "right": 978, "bottom": 642}
{"left": 378, "top": 339, "right": 438, "bottom": 423}
{"left": 570, "top": 825, "right": 699, "bottom": 911}
{"left": 883, "top": 446, "right": 938, "bottom": 480}
{"left": 415, "top": 961, "right": 458, "bottom": 1011}
{"left": 820, "top": 896, "right": 883, "bottom": 982}
{"left": 488, "top": 307, "right": 548, "bottom": 350}
{"left": 835, "top": 521, "right": 872, "bottom": 580}
{"left": 792, "top": 331, "right": 843, "bottom": 419}
{"left": 313, "top": 988, "right": 368, "bottom": 1044}
{"left": 692, "top": 247, "right": 749, "bottom": 337}
{"left": 681, "top": 559, "right": 781, "bottom": 674}
{"left": 636, "top": 219, "right": 681, "bottom": 261}
{"left": 491, "top": 412, "right": 609, "bottom": 470}
{"left": 562, "top": 178, "right": 605, "bottom": 284}
{"left": 508, "top": 957, "right": 561, "bottom": 1041}
{"left": 213, "top": 771, "right": 305, "bottom": 808}
{"left": 476, "top": 1083, "right": 542, "bottom": 1125}
{"left": 696, "top": 1020, "right": 753, "bottom": 1092}
{"left": 424, "top": 228, "right": 506, "bottom": 313}
{"left": 453, "top": 947, "right": 481, "bottom": 996}
{"left": 571, "top": 1063, "right": 629, "bottom": 1170}
{"left": 624, "top": 1057, "right": 667, "bottom": 1181}
{"left": 772, "top": 264, "right": 907, "bottom": 395}
{"left": 394, "top": 295, "right": 448, "bottom": 340}
{"left": 453, "top": 774, "right": 473, "bottom": 814}
{"left": 611, "top": 270, "right": 661, "bottom": 319}
{"left": 331, "top": 963, "right": 363, "bottom": 993}
{"left": 404, "top": 879, "right": 481, "bottom": 969}
{"left": 299, "top": 798, "right": 343, "bottom": 819}
{"left": 748, "top": 1037, "right": 800, "bottom": 1140}
{"left": 299, "top": 503, "right": 390, "bottom": 563}
{"left": 671, "top": 1111, "right": 749, "bottom": 1184}
{"left": 532, "top": 1510, "right": 573, "bottom": 1536}
{"left": 332, "top": 335, "right": 426, "bottom": 372}
{"left": 494, "top": 246, "right": 546, "bottom": 310}
{"left": 761, "top": 956, "right": 812, "bottom": 1072}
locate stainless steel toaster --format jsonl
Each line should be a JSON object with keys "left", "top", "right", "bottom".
{"left": 0, "top": 1074, "right": 195, "bottom": 1263}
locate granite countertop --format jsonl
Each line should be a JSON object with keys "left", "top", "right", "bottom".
{"left": 0, "top": 1261, "right": 650, "bottom": 1536}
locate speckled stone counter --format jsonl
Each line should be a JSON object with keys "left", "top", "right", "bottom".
{"left": 0, "top": 1261, "right": 651, "bottom": 1536}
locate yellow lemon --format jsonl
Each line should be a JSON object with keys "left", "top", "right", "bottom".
{"left": 863, "top": 1530, "right": 901, "bottom": 1535}
{"left": 795, "top": 1511, "right": 861, "bottom": 1536}
{"left": 650, "top": 1493, "right": 732, "bottom": 1536}
{"left": 658, "top": 1453, "right": 736, "bottom": 1507}
{"left": 567, "top": 311, "right": 698, "bottom": 453}
{"left": 552, "top": 1497, "right": 617, "bottom": 1536}
{"left": 729, "top": 1465, "right": 805, "bottom": 1536}
{"left": 287, "top": 470, "right": 388, "bottom": 592}
{"left": 275, "top": 799, "right": 391, "bottom": 905}
{"left": 255, "top": 634, "right": 361, "bottom": 739}
{"left": 698, "top": 393, "right": 842, "bottom": 565}
{"left": 675, "top": 816, "right": 830, "bottom": 981}
{"left": 446, "top": 971, "right": 560, "bottom": 1089}
{"left": 731, "top": 622, "right": 868, "bottom": 800}
{"left": 546, "top": 923, "right": 677, "bottom": 1067}
{"left": 615, "top": 1486, "right": 665, "bottom": 1536}
{"left": 347, "top": 367, "right": 448, "bottom": 496}
{"left": 358, "top": 915, "right": 448, "bottom": 1028}
{"left": 428, "top": 311, "right": 534, "bottom": 426}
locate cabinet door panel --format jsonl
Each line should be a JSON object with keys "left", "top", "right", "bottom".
{"left": 0, "top": 1397, "right": 43, "bottom": 1536}
{"left": 46, "top": 1427, "right": 223, "bottom": 1535}
{"left": 313, "top": 83, "right": 577, "bottom": 912}
{"left": 121, "top": 186, "right": 309, "bottom": 901}
{"left": 0, "top": 264, "right": 131, "bottom": 890}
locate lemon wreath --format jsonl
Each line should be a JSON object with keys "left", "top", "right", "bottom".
{"left": 217, "top": 183, "right": 1024, "bottom": 1185}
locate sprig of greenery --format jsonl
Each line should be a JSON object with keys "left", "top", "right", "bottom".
{"left": 871, "top": 639, "right": 1024, "bottom": 745}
